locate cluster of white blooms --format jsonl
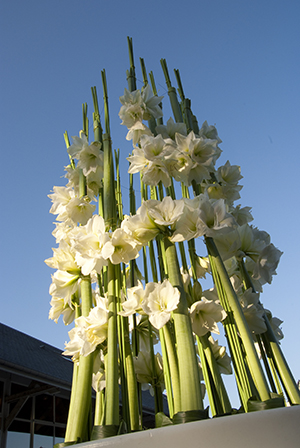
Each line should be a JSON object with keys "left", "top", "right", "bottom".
{"left": 46, "top": 77, "right": 285, "bottom": 409}
{"left": 63, "top": 294, "right": 108, "bottom": 361}
{"left": 120, "top": 279, "right": 180, "bottom": 330}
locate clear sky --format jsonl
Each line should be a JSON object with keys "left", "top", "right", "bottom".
{"left": 1, "top": 0, "right": 299, "bottom": 406}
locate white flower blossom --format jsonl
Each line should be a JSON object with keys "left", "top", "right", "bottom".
{"left": 103, "top": 228, "right": 140, "bottom": 265}
{"left": 72, "top": 215, "right": 112, "bottom": 275}
{"left": 189, "top": 297, "right": 227, "bottom": 337}
{"left": 142, "top": 279, "right": 180, "bottom": 329}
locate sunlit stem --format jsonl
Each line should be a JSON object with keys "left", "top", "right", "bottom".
{"left": 149, "top": 71, "right": 163, "bottom": 126}
{"left": 206, "top": 237, "right": 270, "bottom": 402}
{"left": 163, "top": 237, "right": 203, "bottom": 411}
{"left": 160, "top": 58, "right": 183, "bottom": 123}
{"left": 63, "top": 131, "right": 76, "bottom": 169}
{"left": 198, "top": 334, "right": 232, "bottom": 414}
{"left": 65, "top": 276, "right": 94, "bottom": 442}
{"left": 239, "top": 258, "right": 300, "bottom": 404}
{"left": 161, "top": 324, "right": 181, "bottom": 414}
{"left": 127, "top": 36, "right": 136, "bottom": 92}
{"left": 91, "top": 86, "right": 103, "bottom": 144}
{"left": 105, "top": 262, "right": 119, "bottom": 426}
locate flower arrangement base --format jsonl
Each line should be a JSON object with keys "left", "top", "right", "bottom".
{"left": 74, "top": 406, "right": 299, "bottom": 448}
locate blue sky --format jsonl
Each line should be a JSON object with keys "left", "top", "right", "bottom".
{"left": 1, "top": 0, "right": 299, "bottom": 406}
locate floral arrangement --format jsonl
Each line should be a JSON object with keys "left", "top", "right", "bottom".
{"left": 46, "top": 38, "right": 300, "bottom": 446}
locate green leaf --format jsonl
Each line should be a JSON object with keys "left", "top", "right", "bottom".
{"left": 248, "top": 394, "right": 285, "bottom": 412}
{"left": 91, "top": 424, "right": 119, "bottom": 439}
{"left": 155, "top": 412, "right": 173, "bottom": 427}
{"left": 172, "top": 408, "right": 209, "bottom": 425}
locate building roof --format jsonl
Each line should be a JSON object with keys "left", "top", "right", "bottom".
{"left": 0, "top": 322, "right": 73, "bottom": 388}
{"left": 0, "top": 322, "right": 168, "bottom": 416}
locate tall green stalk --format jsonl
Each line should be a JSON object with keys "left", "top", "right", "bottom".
{"left": 239, "top": 259, "right": 300, "bottom": 405}
{"left": 65, "top": 276, "right": 94, "bottom": 442}
{"left": 163, "top": 237, "right": 203, "bottom": 412}
{"left": 206, "top": 237, "right": 271, "bottom": 403}
{"left": 101, "top": 71, "right": 120, "bottom": 430}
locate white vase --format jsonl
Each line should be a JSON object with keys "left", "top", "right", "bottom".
{"left": 75, "top": 406, "right": 300, "bottom": 448}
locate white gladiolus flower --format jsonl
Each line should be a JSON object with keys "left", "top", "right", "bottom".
{"left": 216, "top": 160, "right": 243, "bottom": 186}
{"left": 49, "top": 296, "right": 75, "bottom": 325}
{"left": 230, "top": 205, "right": 253, "bottom": 226}
{"left": 239, "top": 288, "right": 266, "bottom": 334}
{"left": 126, "top": 121, "right": 152, "bottom": 145}
{"left": 198, "top": 121, "right": 222, "bottom": 143}
{"left": 73, "top": 215, "right": 112, "bottom": 275}
{"left": 253, "top": 243, "right": 283, "bottom": 284}
{"left": 86, "top": 165, "right": 104, "bottom": 196}
{"left": 120, "top": 102, "right": 144, "bottom": 128}
{"left": 156, "top": 117, "right": 187, "bottom": 140}
{"left": 45, "top": 240, "right": 79, "bottom": 272}
{"left": 165, "top": 147, "right": 194, "bottom": 186}
{"left": 145, "top": 196, "right": 185, "bottom": 228}
{"left": 76, "top": 141, "right": 103, "bottom": 177}
{"left": 189, "top": 297, "right": 227, "bottom": 337}
{"left": 197, "top": 195, "right": 237, "bottom": 237}
{"left": 63, "top": 297, "right": 108, "bottom": 358}
{"left": 190, "top": 256, "right": 210, "bottom": 279}
{"left": 142, "top": 279, "right": 180, "bottom": 329}
{"left": 65, "top": 196, "right": 96, "bottom": 225}
{"left": 119, "top": 280, "right": 145, "bottom": 316}
{"left": 134, "top": 350, "right": 164, "bottom": 396}
{"left": 140, "top": 134, "right": 168, "bottom": 161}
{"left": 141, "top": 160, "right": 172, "bottom": 187}
{"left": 202, "top": 287, "right": 220, "bottom": 303}
{"left": 49, "top": 270, "right": 80, "bottom": 305}
{"left": 49, "top": 186, "right": 74, "bottom": 216}
{"left": 67, "top": 131, "right": 89, "bottom": 159}
{"left": 170, "top": 204, "right": 201, "bottom": 242}
{"left": 62, "top": 326, "right": 82, "bottom": 362}
{"left": 208, "top": 336, "right": 232, "bottom": 375}
{"left": 265, "top": 309, "right": 284, "bottom": 341}
{"left": 52, "top": 220, "right": 75, "bottom": 243}
{"left": 121, "top": 204, "right": 160, "bottom": 245}
{"left": 127, "top": 146, "right": 149, "bottom": 174}
{"left": 141, "top": 84, "right": 163, "bottom": 120}
{"left": 119, "top": 88, "right": 143, "bottom": 124}
{"left": 103, "top": 228, "right": 140, "bottom": 265}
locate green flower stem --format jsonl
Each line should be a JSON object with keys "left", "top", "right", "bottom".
{"left": 82, "top": 103, "right": 89, "bottom": 139}
{"left": 209, "top": 254, "right": 257, "bottom": 410}
{"left": 161, "top": 324, "right": 181, "bottom": 414}
{"left": 163, "top": 237, "right": 203, "bottom": 411}
{"left": 127, "top": 37, "right": 137, "bottom": 92}
{"left": 105, "top": 261, "right": 119, "bottom": 426}
{"left": 65, "top": 276, "right": 94, "bottom": 443}
{"left": 149, "top": 71, "right": 163, "bottom": 126}
{"left": 196, "top": 336, "right": 216, "bottom": 416}
{"left": 101, "top": 70, "right": 120, "bottom": 428}
{"left": 206, "top": 237, "right": 270, "bottom": 402}
{"left": 239, "top": 259, "right": 300, "bottom": 404}
{"left": 262, "top": 319, "right": 300, "bottom": 404}
{"left": 124, "top": 322, "right": 140, "bottom": 431}
{"left": 256, "top": 334, "right": 277, "bottom": 393}
{"left": 91, "top": 86, "right": 103, "bottom": 144}
{"left": 63, "top": 131, "right": 76, "bottom": 169}
{"left": 102, "top": 134, "right": 116, "bottom": 229}
{"left": 94, "top": 389, "right": 105, "bottom": 426}
{"left": 115, "top": 149, "right": 123, "bottom": 222}
{"left": 198, "top": 334, "right": 232, "bottom": 414}
{"left": 116, "top": 269, "right": 130, "bottom": 430}
{"left": 160, "top": 59, "right": 183, "bottom": 123}
{"left": 143, "top": 238, "right": 164, "bottom": 417}
{"left": 159, "top": 328, "right": 174, "bottom": 418}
